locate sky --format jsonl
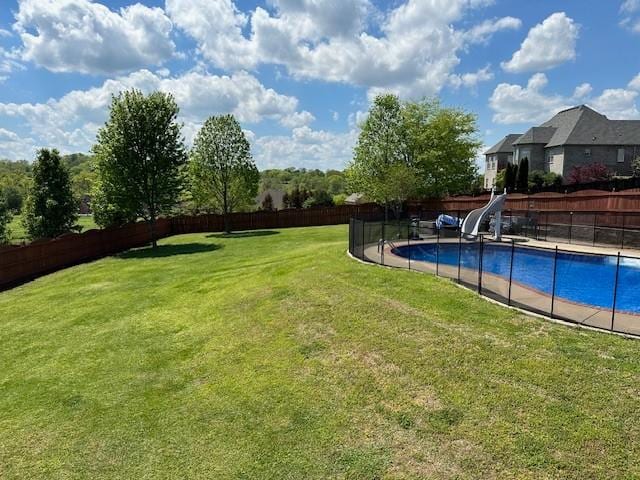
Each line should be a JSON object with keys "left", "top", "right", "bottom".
{"left": 1, "top": 0, "right": 640, "bottom": 172}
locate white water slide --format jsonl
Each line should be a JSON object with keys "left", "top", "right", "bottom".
{"left": 460, "top": 188, "right": 507, "bottom": 240}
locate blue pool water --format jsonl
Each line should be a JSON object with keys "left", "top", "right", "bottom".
{"left": 392, "top": 243, "right": 640, "bottom": 314}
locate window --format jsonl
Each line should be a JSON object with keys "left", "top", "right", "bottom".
{"left": 618, "top": 148, "right": 625, "bottom": 163}
{"left": 584, "top": 148, "right": 591, "bottom": 157}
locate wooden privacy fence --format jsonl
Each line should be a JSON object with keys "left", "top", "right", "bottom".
{"left": 410, "top": 189, "right": 640, "bottom": 213}
{"left": 2, "top": 190, "right": 640, "bottom": 291}
{"left": 0, "top": 204, "right": 382, "bottom": 290}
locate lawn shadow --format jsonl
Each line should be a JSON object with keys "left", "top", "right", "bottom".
{"left": 119, "top": 242, "right": 222, "bottom": 259}
{"left": 206, "top": 230, "right": 280, "bottom": 239}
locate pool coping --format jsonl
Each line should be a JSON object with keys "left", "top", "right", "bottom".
{"left": 347, "top": 248, "right": 640, "bottom": 341}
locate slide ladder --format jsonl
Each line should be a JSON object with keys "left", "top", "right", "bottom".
{"left": 461, "top": 188, "right": 507, "bottom": 240}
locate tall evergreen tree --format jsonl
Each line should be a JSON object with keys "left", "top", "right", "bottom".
{"left": 92, "top": 90, "right": 187, "bottom": 247}
{"left": 516, "top": 158, "right": 529, "bottom": 192}
{"left": 23, "top": 149, "right": 77, "bottom": 240}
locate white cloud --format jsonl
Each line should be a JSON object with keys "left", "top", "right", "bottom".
{"left": 167, "top": 0, "right": 510, "bottom": 99}
{"left": 464, "top": 16, "right": 522, "bottom": 44}
{"left": 620, "top": 0, "right": 640, "bottom": 32}
{"left": 254, "top": 126, "right": 357, "bottom": 170}
{"left": 14, "top": 0, "right": 175, "bottom": 74}
{"left": 628, "top": 73, "right": 640, "bottom": 91}
{"left": 0, "top": 69, "right": 308, "bottom": 157}
{"left": 279, "top": 110, "right": 315, "bottom": 128}
{"left": 0, "top": 127, "right": 36, "bottom": 160}
{"left": 501, "top": 12, "right": 578, "bottom": 73}
{"left": 449, "top": 65, "right": 494, "bottom": 89}
{"left": 573, "top": 83, "right": 593, "bottom": 99}
{"left": 490, "top": 73, "right": 575, "bottom": 124}
{"left": 490, "top": 73, "right": 640, "bottom": 124}
{"left": 0, "top": 29, "right": 11, "bottom": 38}
{"left": 589, "top": 89, "right": 640, "bottom": 119}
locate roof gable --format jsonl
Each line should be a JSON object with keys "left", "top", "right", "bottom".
{"left": 484, "top": 134, "right": 522, "bottom": 155}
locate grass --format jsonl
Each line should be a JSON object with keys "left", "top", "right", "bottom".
{"left": 1, "top": 225, "right": 640, "bottom": 478}
{"left": 8, "top": 214, "right": 98, "bottom": 243}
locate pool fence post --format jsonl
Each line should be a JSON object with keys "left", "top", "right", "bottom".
{"left": 568, "top": 212, "right": 573, "bottom": 244}
{"left": 457, "top": 230, "right": 462, "bottom": 284}
{"left": 361, "top": 219, "right": 365, "bottom": 261}
{"left": 381, "top": 221, "right": 385, "bottom": 266}
{"left": 508, "top": 239, "right": 515, "bottom": 306}
{"left": 407, "top": 223, "right": 411, "bottom": 271}
{"left": 550, "top": 246, "right": 559, "bottom": 318}
{"left": 478, "top": 235, "right": 484, "bottom": 294}
{"left": 436, "top": 227, "right": 440, "bottom": 276}
{"left": 611, "top": 252, "right": 621, "bottom": 331}
{"left": 621, "top": 214, "right": 626, "bottom": 250}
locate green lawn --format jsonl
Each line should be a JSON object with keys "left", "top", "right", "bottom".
{"left": 8, "top": 214, "right": 98, "bottom": 243}
{"left": 1, "top": 225, "right": 639, "bottom": 479}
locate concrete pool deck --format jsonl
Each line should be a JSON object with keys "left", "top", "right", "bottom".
{"left": 360, "top": 237, "right": 640, "bottom": 336}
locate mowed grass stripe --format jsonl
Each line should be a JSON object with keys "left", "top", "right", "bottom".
{"left": 1, "top": 225, "right": 639, "bottom": 479}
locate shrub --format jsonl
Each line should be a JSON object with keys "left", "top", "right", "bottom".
{"left": 567, "top": 163, "right": 610, "bottom": 184}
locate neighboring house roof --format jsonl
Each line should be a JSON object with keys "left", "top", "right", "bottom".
{"left": 344, "top": 193, "right": 366, "bottom": 204}
{"left": 499, "top": 105, "right": 640, "bottom": 150}
{"left": 513, "top": 126, "right": 556, "bottom": 145}
{"left": 484, "top": 134, "right": 522, "bottom": 155}
{"left": 256, "top": 188, "right": 285, "bottom": 210}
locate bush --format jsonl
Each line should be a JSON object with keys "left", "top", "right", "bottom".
{"left": 567, "top": 163, "right": 610, "bottom": 185}
{"left": 333, "top": 193, "right": 348, "bottom": 205}
{"left": 302, "top": 190, "right": 334, "bottom": 208}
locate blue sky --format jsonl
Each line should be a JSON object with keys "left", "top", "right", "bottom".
{"left": 1, "top": 0, "right": 640, "bottom": 172}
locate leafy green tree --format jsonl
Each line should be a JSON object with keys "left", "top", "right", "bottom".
{"left": 92, "top": 90, "right": 187, "bottom": 247}
{"left": 189, "top": 114, "right": 259, "bottom": 233}
{"left": 633, "top": 157, "right": 640, "bottom": 177}
{"left": 333, "top": 193, "right": 348, "bottom": 205}
{"left": 347, "top": 94, "right": 415, "bottom": 220}
{"left": 403, "top": 98, "right": 481, "bottom": 197}
{"left": 0, "top": 195, "right": 11, "bottom": 244}
{"left": 23, "top": 149, "right": 77, "bottom": 240}
{"left": 302, "top": 190, "right": 334, "bottom": 208}
{"left": 516, "top": 158, "right": 529, "bottom": 192}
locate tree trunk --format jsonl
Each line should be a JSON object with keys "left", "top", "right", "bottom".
{"left": 223, "top": 185, "right": 231, "bottom": 234}
{"left": 149, "top": 213, "right": 157, "bottom": 249}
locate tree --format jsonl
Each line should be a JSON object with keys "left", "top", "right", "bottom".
{"left": 0, "top": 195, "right": 11, "bottom": 244}
{"left": 189, "top": 114, "right": 259, "bottom": 233}
{"left": 403, "top": 98, "right": 481, "bottom": 197}
{"left": 261, "top": 193, "right": 274, "bottom": 211}
{"left": 503, "top": 164, "right": 517, "bottom": 192}
{"left": 302, "top": 190, "right": 334, "bottom": 208}
{"left": 92, "top": 90, "right": 187, "bottom": 247}
{"left": 347, "top": 94, "right": 415, "bottom": 220}
{"left": 495, "top": 169, "right": 506, "bottom": 190}
{"left": 23, "top": 149, "right": 77, "bottom": 240}
{"left": 516, "top": 158, "right": 529, "bottom": 192}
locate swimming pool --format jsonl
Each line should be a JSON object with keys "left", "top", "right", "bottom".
{"left": 391, "top": 243, "right": 640, "bottom": 314}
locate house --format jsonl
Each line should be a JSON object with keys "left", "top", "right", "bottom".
{"left": 484, "top": 105, "right": 640, "bottom": 188}
{"left": 255, "top": 188, "right": 285, "bottom": 210}
{"left": 344, "top": 193, "right": 366, "bottom": 205}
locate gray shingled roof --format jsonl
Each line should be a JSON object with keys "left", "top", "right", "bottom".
{"left": 513, "top": 126, "right": 557, "bottom": 145}
{"left": 484, "top": 134, "right": 522, "bottom": 155}
{"left": 543, "top": 105, "right": 640, "bottom": 146}
{"left": 498, "top": 105, "right": 640, "bottom": 149}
